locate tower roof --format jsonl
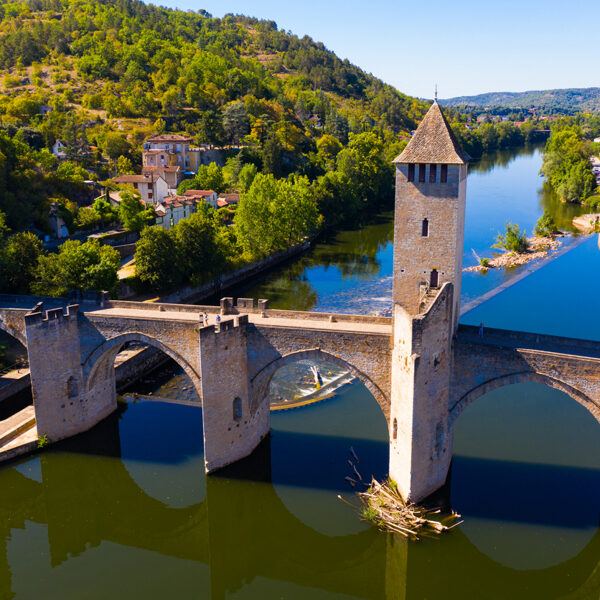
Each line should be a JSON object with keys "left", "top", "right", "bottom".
{"left": 393, "top": 101, "right": 471, "bottom": 165}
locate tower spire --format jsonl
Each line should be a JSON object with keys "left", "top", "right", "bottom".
{"left": 434, "top": 84, "right": 438, "bottom": 102}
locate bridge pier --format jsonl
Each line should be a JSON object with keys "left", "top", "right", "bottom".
{"left": 199, "top": 316, "right": 270, "bottom": 473}
{"left": 25, "top": 305, "right": 116, "bottom": 444}
{"left": 389, "top": 285, "right": 454, "bottom": 503}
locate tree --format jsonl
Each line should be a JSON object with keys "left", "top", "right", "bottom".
{"left": 173, "top": 209, "right": 225, "bottom": 285}
{"left": 534, "top": 210, "right": 559, "bottom": 237}
{"left": 493, "top": 222, "right": 529, "bottom": 253}
{"left": 92, "top": 197, "right": 115, "bottom": 228}
{"left": 0, "top": 231, "right": 42, "bottom": 293}
{"left": 235, "top": 173, "right": 322, "bottom": 256}
{"left": 116, "top": 155, "right": 134, "bottom": 175}
{"left": 222, "top": 101, "right": 250, "bottom": 144}
{"left": 177, "top": 163, "right": 225, "bottom": 194}
{"left": 118, "top": 190, "right": 154, "bottom": 232}
{"left": 238, "top": 163, "right": 258, "bottom": 192}
{"left": 32, "top": 239, "right": 120, "bottom": 296}
{"left": 102, "top": 133, "right": 131, "bottom": 162}
{"left": 134, "top": 226, "right": 182, "bottom": 290}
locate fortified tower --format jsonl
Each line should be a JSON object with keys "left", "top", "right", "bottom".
{"left": 389, "top": 101, "right": 470, "bottom": 501}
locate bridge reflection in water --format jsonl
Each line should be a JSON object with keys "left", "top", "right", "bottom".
{"left": 2, "top": 397, "right": 600, "bottom": 600}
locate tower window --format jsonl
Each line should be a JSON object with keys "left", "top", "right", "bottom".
{"left": 440, "top": 164, "right": 448, "bottom": 183}
{"left": 393, "top": 418, "right": 398, "bottom": 441}
{"left": 421, "top": 218, "right": 429, "bottom": 237}
{"left": 233, "top": 397, "right": 242, "bottom": 421}
{"left": 429, "top": 164, "right": 437, "bottom": 183}
{"left": 407, "top": 164, "right": 415, "bottom": 182}
{"left": 418, "top": 164, "right": 426, "bottom": 182}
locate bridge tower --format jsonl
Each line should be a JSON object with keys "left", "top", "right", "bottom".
{"left": 389, "top": 100, "right": 470, "bottom": 501}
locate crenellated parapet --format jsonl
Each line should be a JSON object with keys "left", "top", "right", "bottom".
{"left": 24, "top": 304, "right": 79, "bottom": 327}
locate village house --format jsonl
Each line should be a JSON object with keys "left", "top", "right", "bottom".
{"left": 183, "top": 189, "right": 218, "bottom": 209}
{"left": 142, "top": 133, "right": 222, "bottom": 175}
{"left": 112, "top": 173, "right": 169, "bottom": 204}
{"left": 216, "top": 193, "right": 241, "bottom": 208}
{"left": 153, "top": 190, "right": 220, "bottom": 229}
{"left": 52, "top": 140, "right": 67, "bottom": 159}
{"left": 141, "top": 165, "right": 182, "bottom": 189}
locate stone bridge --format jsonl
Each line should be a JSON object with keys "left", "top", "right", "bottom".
{"left": 0, "top": 294, "right": 391, "bottom": 473}
{"left": 1, "top": 291, "right": 600, "bottom": 500}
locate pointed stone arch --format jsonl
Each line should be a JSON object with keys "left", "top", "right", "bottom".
{"left": 449, "top": 371, "right": 600, "bottom": 426}
{"left": 249, "top": 347, "right": 390, "bottom": 423}
{"left": 83, "top": 331, "right": 202, "bottom": 396}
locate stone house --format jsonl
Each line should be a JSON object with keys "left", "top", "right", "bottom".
{"left": 112, "top": 173, "right": 169, "bottom": 204}
{"left": 141, "top": 165, "right": 182, "bottom": 189}
{"left": 142, "top": 133, "right": 222, "bottom": 175}
{"left": 183, "top": 189, "right": 218, "bottom": 209}
{"left": 216, "top": 193, "right": 241, "bottom": 208}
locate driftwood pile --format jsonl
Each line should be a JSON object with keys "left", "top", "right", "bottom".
{"left": 355, "top": 478, "right": 462, "bottom": 540}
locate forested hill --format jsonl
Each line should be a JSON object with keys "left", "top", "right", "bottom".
{"left": 0, "top": 0, "right": 426, "bottom": 141}
{"left": 441, "top": 88, "right": 600, "bottom": 114}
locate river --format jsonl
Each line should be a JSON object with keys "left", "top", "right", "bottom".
{"left": 2, "top": 144, "right": 600, "bottom": 599}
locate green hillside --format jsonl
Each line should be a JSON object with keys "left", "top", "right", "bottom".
{"left": 441, "top": 88, "right": 600, "bottom": 114}
{"left": 0, "top": 0, "right": 426, "bottom": 144}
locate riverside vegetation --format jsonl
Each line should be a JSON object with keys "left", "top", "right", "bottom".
{"left": 0, "top": 0, "right": 549, "bottom": 296}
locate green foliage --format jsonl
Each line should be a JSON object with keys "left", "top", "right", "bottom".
{"left": 172, "top": 206, "right": 227, "bottom": 286}
{"left": 479, "top": 257, "right": 490, "bottom": 267}
{"left": 541, "top": 124, "right": 597, "bottom": 204}
{"left": 116, "top": 155, "right": 134, "bottom": 175}
{"left": 118, "top": 190, "right": 154, "bottom": 232}
{"left": 32, "top": 239, "right": 121, "bottom": 297}
{"left": 177, "top": 163, "right": 225, "bottom": 194}
{"left": 0, "top": 231, "right": 42, "bottom": 293}
{"left": 134, "top": 226, "right": 181, "bottom": 290}
{"left": 235, "top": 173, "right": 321, "bottom": 257}
{"left": 534, "top": 209, "right": 560, "bottom": 237}
{"left": 37, "top": 434, "right": 49, "bottom": 449}
{"left": 493, "top": 222, "right": 530, "bottom": 253}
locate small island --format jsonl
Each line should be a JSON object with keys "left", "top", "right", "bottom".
{"left": 465, "top": 211, "right": 565, "bottom": 273}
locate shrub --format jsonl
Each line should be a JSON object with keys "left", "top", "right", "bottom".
{"left": 493, "top": 222, "right": 529, "bottom": 253}
{"left": 534, "top": 209, "right": 559, "bottom": 237}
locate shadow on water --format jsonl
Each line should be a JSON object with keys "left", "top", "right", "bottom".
{"left": 451, "top": 455, "right": 600, "bottom": 528}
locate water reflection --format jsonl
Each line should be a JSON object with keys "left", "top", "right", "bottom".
{"left": 238, "top": 144, "right": 588, "bottom": 316}
{"left": 2, "top": 390, "right": 600, "bottom": 599}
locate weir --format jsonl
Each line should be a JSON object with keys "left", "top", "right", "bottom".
{"left": 0, "top": 101, "right": 599, "bottom": 502}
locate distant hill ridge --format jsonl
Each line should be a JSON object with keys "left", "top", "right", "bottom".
{"left": 440, "top": 88, "right": 600, "bottom": 113}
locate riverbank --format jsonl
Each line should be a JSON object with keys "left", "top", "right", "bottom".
{"left": 464, "top": 235, "right": 563, "bottom": 273}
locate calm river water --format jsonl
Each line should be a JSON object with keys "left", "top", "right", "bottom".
{"left": 2, "top": 145, "right": 600, "bottom": 599}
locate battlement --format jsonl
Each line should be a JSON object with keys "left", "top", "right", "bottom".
{"left": 199, "top": 315, "right": 249, "bottom": 339}
{"left": 24, "top": 304, "right": 79, "bottom": 327}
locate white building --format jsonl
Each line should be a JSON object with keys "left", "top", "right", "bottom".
{"left": 112, "top": 174, "right": 169, "bottom": 204}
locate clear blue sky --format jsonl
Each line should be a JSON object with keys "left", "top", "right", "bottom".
{"left": 148, "top": 0, "right": 595, "bottom": 99}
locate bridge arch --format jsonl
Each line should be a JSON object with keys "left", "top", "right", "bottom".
{"left": 83, "top": 331, "right": 202, "bottom": 395}
{"left": 450, "top": 371, "right": 600, "bottom": 426}
{"left": 250, "top": 348, "right": 390, "bottom": 421}
{"left": 0, "top": 317, "right": 27, "bottom": 347}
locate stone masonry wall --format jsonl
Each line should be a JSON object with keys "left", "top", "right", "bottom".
{"left": 199, "top": 316, "right": 269, "bottom": 472}
{"left": 247, "top": 324, "right": 392, "bottom": 420}
{"left": 393, "top": 164, "right": 466, "bottom": 326}
{"left": 451, "top": 338, "right": 600, "bottom": 424}
{"left": 389, "top": 284, "right": 454, "bottom": 502}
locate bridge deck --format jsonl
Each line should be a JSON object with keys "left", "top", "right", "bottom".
{"left": 86, "top": 307, "right": 393, "bottom": 336}
{"left": 457, "top": 324, "right": 600, "bottom": 360}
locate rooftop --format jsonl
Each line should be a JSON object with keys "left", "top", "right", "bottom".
{"left": 393, "top": 101, "right": 470, "bottom": 165}
{"left": 147, "top": 134, "right": 193, "bottom": 143}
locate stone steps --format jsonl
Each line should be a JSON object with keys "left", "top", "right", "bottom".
{"left": 0, "top": 405, "right": 36, "bottom": 449}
